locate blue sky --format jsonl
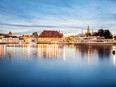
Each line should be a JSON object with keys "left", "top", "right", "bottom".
{"left": 0, "top": 0, "right": 116, "bottom": 35}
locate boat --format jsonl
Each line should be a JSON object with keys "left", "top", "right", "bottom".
{"left": 74, "top": 36, "right": 116, "bottom": 45}
{"left": 73, "top": 42, "right": 116, "bottom": 45}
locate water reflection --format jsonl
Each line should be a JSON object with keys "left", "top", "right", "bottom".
{"left": 88, "top": 46, "right": 90, "bottom": 64}
{"left": 0, "top": 44, "right": 116, "bottom": 87}
{"left": 75, "top": 45, "right": 93, "bottom": 64}
{"left": 63, "top": 46, "right": 66, "bottom": 61}
{"left": 0, "top": 44, "right": 115, "bottom": 65}
{"left": 37, "top": 44, "right": 63, "bottom": 59}
{"left": 113, "top": 54, "right": 116, "bottom": 66}
{"left": 75, "top": 44, "right": 113, "bottom": 64}
{"left": 0, "top": 45, "right": 6, "bottom": 58}
{"left": 0, "top": 44, "right": 65, "bottom": 59}
{"left": 112, "top": 45, "right": 116, "bottom": 66}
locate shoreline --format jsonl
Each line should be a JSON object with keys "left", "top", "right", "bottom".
{"left": 0, "top": 42, "right": 116, "bottom": 45}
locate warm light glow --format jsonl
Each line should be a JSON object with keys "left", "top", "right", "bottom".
{"left": 113, "top": 54, "right": 116, "bottom": 67}
{"left": 63, "top": 46, "right": 66, "bottom": 61}
{"left": 37, "top": 44, "right": 61, "bottom": 58}
{"left": 88, "top": 46, "right": 91, "bottom": 64}
{"left": 112, "top": 45, "right": 116, "bottom": 66}
{"left": 113, "top": 46, "right": 116, "bottom": 50}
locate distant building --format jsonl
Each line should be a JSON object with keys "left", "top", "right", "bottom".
{"left": 77, "top": 36, "right": 113, "bottom": 43}
{"left": 19, "top": 38, "right": 25, "bottom": 44}
{"left": 38, "top": 30, "right": 63, "bottom": 43}
{"left": 8, "top": 31, "right": 12, "bottom": 36}
{"left": 29, "top": 38, "right": 37, "bottom": 45}
{"left": 78, "top": 29, "right": 85, "bottom": 37}
{"left": 0, "top": 33, "right": 6, "bottom": 43}
{"left": 0, "top": 33, "right": 8, "bottom": 38}
{"left": 19, "top": 35, "right": 32, "bottom": 44}
{"left": 0, "top": 38, "right": 2, "bottom": 43}
{"left": 2, "top": 31, "right": 19, "bottom": 44}
{"left": 2, "top": 36, "right": 19, "bottom": 44}
{"left": 85, "top": 26, "right": 91, "bottom": 36}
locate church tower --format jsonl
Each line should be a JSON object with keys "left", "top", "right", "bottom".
{"left": 86, "top": 26, "right": 91, "bottom": 36}
{"left": 87, "top": 26, "right": 90, "bottom": 34}
{"left": 8, "top": 31, "right": 12, "bottom": 36}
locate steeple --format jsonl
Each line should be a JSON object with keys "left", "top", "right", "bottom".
{"left": 86, "top": 26, "right": 91, "bottom": 36}
{"left": 8, "top": 31, "right": 12, "bottom": 36}
{"left": 81, "top": 29, "right": 83, "bottom": 34}
{"left": 87, "top": 25, "right": 90, "bottom": 34}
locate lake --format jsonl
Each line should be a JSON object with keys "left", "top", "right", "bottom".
{"left": 0, "top": 44, "right": 116, "bottom": 87}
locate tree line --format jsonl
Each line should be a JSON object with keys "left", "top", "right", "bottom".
{"left": 92, "top": 29, "right": 113, "bottom": 39}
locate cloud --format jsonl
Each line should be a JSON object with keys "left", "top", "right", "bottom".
{"left": 0, "top": 22, "right": 59, "bottom": 28}
{"left": 0, "top": 22, "right": 84, "bottom": 29}
{"left": 0, "top": 0, "right": 116, "bottom": 35}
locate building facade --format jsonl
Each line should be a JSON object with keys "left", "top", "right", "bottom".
{"left": 38, "top": 30, "right": 63, "bottom": 43}
{"left": 77, "top": 36, "right": 113, "bottom": 43}
{"left": 19, "top": 35, "right": 32, "bottom": 44}
{"left": 1, "top": 31, "right": 19, "bottom": 44}
{"left": 2, "top": 36, "right": 19, "bottom": 44}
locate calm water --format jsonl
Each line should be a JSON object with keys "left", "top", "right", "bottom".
{"left": 0, "top": 44, "right": 116, "bottom": 87}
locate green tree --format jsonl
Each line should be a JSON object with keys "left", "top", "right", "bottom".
{"left": 65, "top": 37, "right": 72, "bottom": 42}
{"left": 92, "top": 29, "right": 113, "bottom": 39}
{"left": 32, "top": 32, "right": 39, "bottom": 42}
{"left": 114, "top": 36, "right": 116, "bottom": 40}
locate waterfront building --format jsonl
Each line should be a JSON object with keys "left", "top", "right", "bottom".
{"left": 78, "top": 29, "right": 86, "bottom": 37}
{"left": 19, "top": 35, "right": 32, "bottom": 44}
{"left": 0, "top": 34, "right": 5, "bottom": 43}
{"left": 77, "top": 36, "right": 113, "bottom": 43}
{"left": 76, "top": 26, "right": 114, "bottom": 43}
{"left": 0, "top": 38, "right": 2, "bottom": 43}
{"left": 29, "top": 38, "right": 37, "bottom": 45}
{"left": 1, "top": 31, "right": 19, "bottom": 44}
{"left": 0, "top": 34, "right": 5, "bottom": 38}
{"left": 38, "top": 30, "right": 63, "bottom": 43}
{"left": 2, "top": 36, "right": 19, "bottom": 44}
{"left": 19, "top": 38, "right": 25, "bottom": 44}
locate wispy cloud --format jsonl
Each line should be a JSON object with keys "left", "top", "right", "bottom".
{"left": 0, "top": 0, "right": 116, "bottom": 35}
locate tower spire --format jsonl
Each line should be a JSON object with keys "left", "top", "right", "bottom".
{"left": 86, "top": 25, "right": 91, "bottom": 36}
{"left": 8, "top": 31, "right": 12, "bottom": 36}
{"left": 87, "top": 25, "right": 90, "bottom": 33}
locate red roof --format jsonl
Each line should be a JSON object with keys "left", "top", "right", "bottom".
{"left": 39, "top": 30, "right": 63, "bottom": 38}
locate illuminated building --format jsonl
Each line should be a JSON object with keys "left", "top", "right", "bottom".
{"left": 2, "top": 36, "right": 19, "bottom": 44}
{"left": 19, "top": 35, "right": 32, "bottom": 44}
{"left": 38, "top": 30, "right": 63, "bottom": 43}
{"left": 77, "top": 36, "right": 113, "bottom": 43}
{"left": 19, "top": 38, "right": 25, "bottom": 44}
{"left": 0, "top": 34, "right": 5, "bottom": 38}
{"left": 2, "top": 32, "right": 19, "bottom": 44}
{"left": 0, "top": 38, "right": 2, "bottom": 43}
{"left": 8, "top": 31, "right": 12, "bottom": 36}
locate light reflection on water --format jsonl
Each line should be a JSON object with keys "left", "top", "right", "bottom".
{"left": 0, "top": 44, "right": 115, "bottom": 65}
{"left": 0, "top": 44, "right": 65, "bottom": 59}
{"left": 0, "top": 44, "right": 116, "bottom": 86}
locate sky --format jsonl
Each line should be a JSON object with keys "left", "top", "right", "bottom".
{"left": 0, "top": 0, "right": 116, "bottom": 35}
